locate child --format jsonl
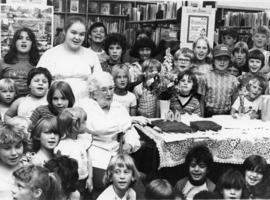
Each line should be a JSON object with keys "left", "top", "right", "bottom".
{"left": 222, "top": 28, "right": 238, "bottom": 52}
{"left": 170, "top": 70, "right": 201, "bottom": 116}
{"left": 133, "top": 58, "right": 161, "bottom": 118}
{"left": 97, "top": 153, "right": 139, "bottom": 200}
{"left": 231, "top": 41, "right": 249, "bottom": 73}
{"left": 227, "top": 64, "right": 241, "bottom": 77}
{"left": 199, "top": 44, "right": 239, "bottom": 117}
{"left": 0, "top": 78, "right": 16, "bottom": 121}
{"left": 44, "top": 155, "right": 80, "bottom": 200}
{"left": 216, "top": 168, "right": 246, "bottom": 199}
{"left": 87, "top": 22, "right": 109, "bottom": 66}
{"left": 30, "top": 81, "right": 75, "bottom": 127}
{"left": 145, "top": 179, "right": 174, "bottom": 200}
{"left": 242, "top": 155, "right": 270, "bottom": 199}
{"left": 0, "top": 124, "right": 28, "bottom": 200}
{"left": 231, "top": 76, "right": 267, "bottom": 119}
{"left": 174, "top": 145, "right": 215, "bottom": 200}
{"left": 12, "top": 165, "right": 61, "bottom": 200}
{"left": 103, "top": 33, "right": 127, "bottom": 73}
{"left": 4, "top": 67, "right": 52, "bottom": 121}
{"left": 111, "top": 64, "right": 137, "bottom": 116}
{"left": 249, "top": 26, "right": 270, "bottom": 77}
{"left": 0, "top": 27, "right": 40, "bottom": 97}
{"left": 172, "top": 48, "right": 194, "bottom": 75}
{"left": 30, "top": 117, "right": 61, "bottom": 166}
{"left": 55, "top": 107, "right": 93, "bottom": 198}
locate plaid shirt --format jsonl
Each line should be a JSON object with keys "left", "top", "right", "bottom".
{"left": 133, "top": 83, "right": 158, "bottom": 118}
{"left": 199, "top": 70, "right": 239, "bottom": 114}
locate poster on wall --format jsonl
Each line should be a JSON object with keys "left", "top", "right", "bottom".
{"left": 0, "top": 4, "right": 53, "bottom": 58}
{"left": 180, "top": 6, "right": 216, "bottom": 49}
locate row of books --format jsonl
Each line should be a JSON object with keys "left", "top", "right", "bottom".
{"left": 224, "top": 11, "right": 270, "bottom": 27}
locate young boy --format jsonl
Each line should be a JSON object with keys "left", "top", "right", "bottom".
{"left": 231, "top": 76, "right": 267, "bottom": 119}
{"left": 174, "top": 145, "right": 215, "bottom": 200}
{"left": 103, "top": 33, "right": 127, "bottom": 73}
{"left": 249, "top": 26, "right": 270, "bottom": 78}
{"left": 199, "top": 44, "right": 239, "bottom": 117}
{"left": 231, "top": 41, "right": 249, "bottom": 73}
{"left": 222, "top": 28, "right": 238, "bottom": 52}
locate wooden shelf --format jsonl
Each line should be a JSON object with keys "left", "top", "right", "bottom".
{"left": 127, "top": 18, "right": 178, "bottom": 24}
{"left": 88, "top": 14, "right": 128, "bottom": 18}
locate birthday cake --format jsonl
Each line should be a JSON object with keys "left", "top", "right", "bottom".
{"left": 151, "top": 119, "right": 192, "bottom": 133}
{"left": 190, "top": 120, "right": 222, "bottom": 132}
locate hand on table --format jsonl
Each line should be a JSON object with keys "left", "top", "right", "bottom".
{"left": 131, "top": 116, "right": 151, "bottom": 126}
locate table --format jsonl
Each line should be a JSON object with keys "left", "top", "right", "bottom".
{"left": 135, "top": 115, "right": 270, "bottom": 169}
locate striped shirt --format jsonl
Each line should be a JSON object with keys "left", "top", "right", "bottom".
{"left": 199, "top": 70, "right": 239, "bottom": 114}
{"left": 170, "top": 95, "right": 201, "bottom": 116}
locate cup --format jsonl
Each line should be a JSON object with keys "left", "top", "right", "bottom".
{"left": 160, "top": 100, "right": 170, "bottom": 119}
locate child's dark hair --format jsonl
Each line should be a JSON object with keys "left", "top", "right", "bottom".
{"left": 103, "top": 153, "right": 139, "bottom": 188}
{"left": 104, "top": 33, "right": 127, "bottom": 55}
{"left": 232, "top": 41, "right": 249, "bottom": 55}
{"left": 130, "top": 37, "right": 156, "bottom": 59}
{"left": 57, "top": 107, "right": 87, "bottom": 138}
{"left": 4, "top": 27, "right": 40, "bottom": 66}
{"left": 222, "top": 28, "right": 238, "bottom": 40}
{"left": 185, "top": 145, "right": 213, "bottom": 170}
{"left": 87, "top": 22, "right": 107, "bottom": 37}
{"left": 177, "top": 70, "right": 198, "bottom": 95}
{"left": 27, "top": 67, "right": 52, "bottom": 87}
{"left": 31, "top": 116, "right": 60, "bottom": 152}
{"left": 216, "top": 168, "right": 245, "bottom": 197}
{"left": 13, "top": 165, "right": 61, "bottom": 200}
{"left": 44, "top": 155, "right": 79, "bottom": 197}
{"left": 145, "top": 179, "right": 174, "bottom": 200}
{"left": 193, "top": 190, "right": 220, "bottom": 200}
{"left": 135, "top": 28, "right": 152, "bottom": 39}
{"left": 47, "top": 81, "right": 75, "bottom": 110}
{"left": 248, "top": 49, "right": 265, "bottom": 68}
{"left": 243, "top": 155, "right": 267, "bottom": 175}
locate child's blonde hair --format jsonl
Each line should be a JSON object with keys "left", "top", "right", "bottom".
{"left": 111, "top": 64, "right": 130, "bottom": 83}
{"left": 103, "top": 153, "right": 139, "bottom": 187}
{"left": 13, "top": 165, "right": 61, "bottom": 200}
{"left": 174, "top": 47, "right": 195, "bottom": 62}
{"left": 253, "top": 26, "right": 270, "bottom": 38}
{"left": 246, "top": 75, "right": 267, "bottom": 94}
{"left": 142, "top": 58, "right": 162, "bottom": 73}
{"left": 57, "top": 107, "right": 87, "bottom": 138}
{"left": 0, "top": 78, "right": 16, "bottom": 91}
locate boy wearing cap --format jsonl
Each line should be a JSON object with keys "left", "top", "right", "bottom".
{"left": 199, "top": 44, "right": 239, "bottom": 117}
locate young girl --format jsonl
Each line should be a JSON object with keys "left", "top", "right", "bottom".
{"left": 103, "top": 33, "right": 127, "bottom": 73}
{"left": 97, "top": 153, "right": 139, "bottom": 200}
{"left": 133, "top": 58, "right": 161, "bottom": 118}
{"left": 30, "top": 81, "right": 75, "bottom": 127}
{"left": 44, "top": 155, "right": 80, "bottom": 200}
{"left": 174, "top": 145, "right": 215, "bottom": 200}
{"left": 242, "top": 155, "right": 270, "bottom": 199}
{"left": 145, "top": 179, "right": 174, "bottom": 200}
{"left": 12, "top": 165, "right": 61, "bottom": 200}
{"left": 112, "top": 64, "right": 137, "bottom": 116}
{"left": 170, "top": 70, "right": 201, "bottom": 116}
{"left": 231, "top": 76, "right": 267, "bottom": 119}
{"left": 55, "top": 107, "right": 93, "bottom": 198}
{"left": 216, "top": 168, "right": 246, "bottom": 199}
{"left": 30, "top": 117, "right": 61, "bottom": 166}
{"left": 0, "top": 123, "right": 28, "bottom": 200}
{"left": 199, "top": 44, "right": 239, "bottom": 117}
{"left": 0, "top": 78, "right": 16, "bottom": 121}
{"left": 4, "top": 67, "right": 52, "bottom": 121}
{"left": 0, "top": 27, "right": 40, "bottom": 97}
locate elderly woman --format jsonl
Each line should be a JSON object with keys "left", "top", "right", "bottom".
{"left": 77, "top": 71, "right": 141, "bottom": 197}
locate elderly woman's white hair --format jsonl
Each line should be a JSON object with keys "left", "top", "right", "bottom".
{"left": 87, "top": 71, "right": 114, "bottom": 97}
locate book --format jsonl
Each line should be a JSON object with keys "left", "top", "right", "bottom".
{"left": 110, "top": 2, "right": 121, "bottom": 15}
{"left": 53, "top": 0, "right": 63, "bottom": 12}
{"left": 70, "top": 0, "right": 79, "bottom": 13}
{"left": 100, "top": 2, "right": 110, "bottom": 15}
{"left": 121, "top": 2, "right": 132, "bottom": 17}
{"left": 88, "top": 1, "right": 99, "bottom": 14}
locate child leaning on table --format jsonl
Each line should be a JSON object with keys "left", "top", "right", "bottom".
{"left": 174, "top": 145, "right": 215, "bottom": 200}
{"left": 231, "top": 75, "right": 267, "bottom": 119}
